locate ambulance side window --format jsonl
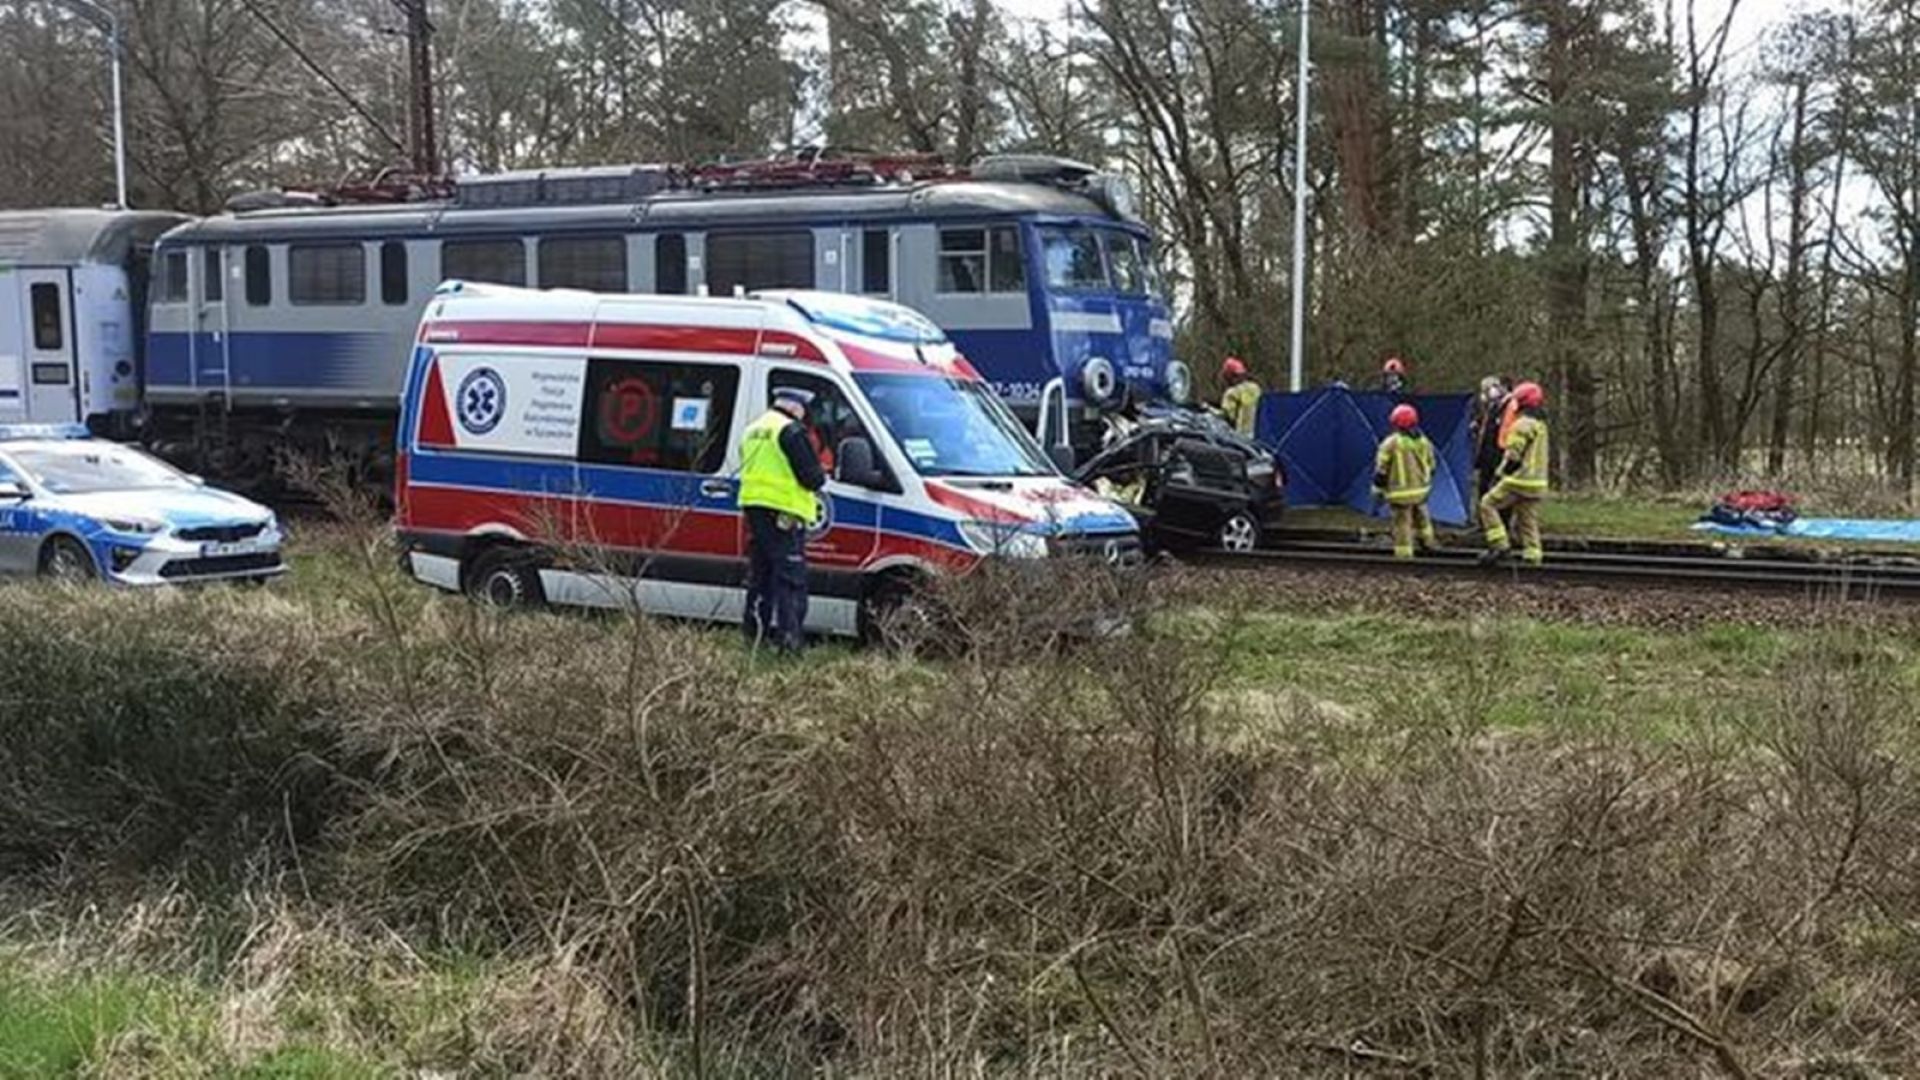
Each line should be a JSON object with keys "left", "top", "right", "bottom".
{"left": 768, "top": 371, "right": 871, "bottom": 478}
{"left": 579, "top": 357, "right": 738, "bottom": 473}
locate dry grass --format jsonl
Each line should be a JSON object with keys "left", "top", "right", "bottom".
{"left": 1, "top": 504, "right": 1920, "bottom": 1075}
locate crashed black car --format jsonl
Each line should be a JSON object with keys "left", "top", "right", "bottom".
{"left": 1071, "top": 407, "right": 1285, "bottom": 553}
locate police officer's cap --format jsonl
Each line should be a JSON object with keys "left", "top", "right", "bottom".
{"left": 773, "top": 386, "right": 816, "bottom": 409}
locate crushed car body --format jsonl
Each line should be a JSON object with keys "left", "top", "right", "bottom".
{"left": 1073, "top": 406, "right": 1285, "bottom": 553}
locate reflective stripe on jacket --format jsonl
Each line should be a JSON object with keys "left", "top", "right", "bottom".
{"left": 737, "top": 411, "right": 819, "bottom": 520}
{"left": 1220, "top": 381, "right": 1262, "bottom": 436}
{"left": 1500, "top": 415, "right": 1550, "bottom": 494}
{"left": 1375, "top": 431, "right": 1435, "bottom": 505}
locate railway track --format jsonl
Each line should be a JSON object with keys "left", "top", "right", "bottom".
{"left": 1191, "top": 532, "right": 1920, "bottom": 600}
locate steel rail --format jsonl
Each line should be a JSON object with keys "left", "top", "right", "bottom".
{"left": 1190, "top": 538, "right": 1920, "bottom": 600}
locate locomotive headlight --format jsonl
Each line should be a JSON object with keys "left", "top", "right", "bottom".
{"left": 1094, "top": 174, "right": 1140, "bottom": 221}
{"left": 1165, "top": 360, "right": 1193, "bottom": 405}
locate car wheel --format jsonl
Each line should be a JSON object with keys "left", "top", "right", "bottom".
{"left": 1217, "top": 511, "right": 1261, "bottom": 553}
{"left": 39, "top": 537, "right": 97, "bottom": 582}
{"left": 466, "top": 548, "right": 544, "bottom": 609}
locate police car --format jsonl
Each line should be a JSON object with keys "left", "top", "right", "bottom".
{"left": 0, "top": 425, "right": 285, "bottom": 584}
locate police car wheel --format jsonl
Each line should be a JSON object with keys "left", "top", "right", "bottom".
{"left": 467, "top": 550, "right": 543, "bottom": 609}
{"left": 1217, "top": 512, "right": 1261, "bottom": 553}
{"left": 40, "top": 537, "right": 97, "bottom": 582}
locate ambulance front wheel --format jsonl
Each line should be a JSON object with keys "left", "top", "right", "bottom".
{"left": 466, "top": 546, "right": 546, "bottom": 610}
{"left": 860, "top": 571, "right": 943, "bottom": 651}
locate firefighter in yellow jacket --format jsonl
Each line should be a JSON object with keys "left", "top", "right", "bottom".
{"left": 1480, "top": 380, "right": 1549, "bottom": 565}
{"left": 1217, "top": 356, "right": 1261, "bottom": 436}
{"left": 1374, "top": 403, "right": 1438, "bottom": 559}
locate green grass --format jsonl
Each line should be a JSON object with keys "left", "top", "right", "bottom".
{"left": 230, "top": 1048, "right": 387, "bottom": 1079}
{"left": 0, "top": 961, "right": 251, "bottom": 1078}
{"left": 1536, "top": 494, "right": 1701, "bottom": 540}
{"left": 0, "top": 965, "right": 153, "bottom": 1076}
{"left": 1198, "top": 607, "right": 1920, "bottom": 741}
{"left": 0, "top": 955, "right": 416, "bottom": 1078}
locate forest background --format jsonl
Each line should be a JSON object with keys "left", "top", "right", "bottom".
{"left": 6, "top": 0, "right": 1919, "bottom": 493}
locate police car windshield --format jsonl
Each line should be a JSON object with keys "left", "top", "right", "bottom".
{"left": 855, "top": 374, "right": 1055, "bottom": 478}
{"left": 8, "top": 443, "right": 193, "bottom": 494}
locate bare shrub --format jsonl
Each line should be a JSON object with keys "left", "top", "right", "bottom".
{"left": 9, "top": 480, "right": 1920, "bottom": 1074}
{"left": 0, "top": 586, "right": 347, "bottom": 879}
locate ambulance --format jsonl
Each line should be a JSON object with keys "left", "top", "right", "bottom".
{"left": 393, "top": 282, "right": 1143, "bottom": 636}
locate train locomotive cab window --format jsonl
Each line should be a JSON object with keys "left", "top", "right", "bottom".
{"left": 441, "top": 239, "right": 527, "bottom": 287}
{"left": 1101, "top": 230, "right": 1146, "bottom": 294}
{"left": 380, "top": 241, "right": 409, "bottom": 305}
{"left": 768, "top": 370, "right": 877, "bottom": 482}
{"left": 937, "top": 225, "right": 1024, "bottom": 294}
{"left": 538, "top": 235, "right": 628, "bottom": 292}
{"left": 705, "top": 231, "right": 812, "bottom": 297}
{"left": 289, "top": 243, "right": 366, "bottom": 305}
{"left": 579, "top": 357, "right": 739, "bottom": 474}
{"left": 244, "top": 245, "right": 272, "bottom": 306}
{"left": 1039, "top": 226, "right": 1109, "bottom": 291}
{"left": 202, "top": 248, "right": 224, "bottom": 302}
{"left": 29, "top": 283, "right": 62, "bottom": 351}
{"left": 156, "top": 250, "right": 189, "bottom": 304}
{"left": 1142, "top": 239, "right": 1167, "bottom": 297}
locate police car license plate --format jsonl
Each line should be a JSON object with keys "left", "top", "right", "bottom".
{"left": 201, "top": 539, "right": 262, "bottom": 558}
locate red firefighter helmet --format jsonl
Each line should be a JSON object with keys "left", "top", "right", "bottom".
{"left": 1389, "top": 404, "right": 1419, "bottom": 431}
{"left": 1383, "top": 356, "right": 1407, "bottom": 376}
{"left": 1513, "top": 381, "right": 1545, "bottom": 409}
{"left": 1221, "top": 356, "right": 1247, "bottom": 378}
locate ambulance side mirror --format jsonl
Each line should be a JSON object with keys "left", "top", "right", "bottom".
{"left": 834, "top": 436, "right": 893, "bottom": 492}
{"left": 1047, "top": 443, "right": 1077, "bottom": 473}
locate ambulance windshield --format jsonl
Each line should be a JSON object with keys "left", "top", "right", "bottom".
{"left": 855, "top": 374, "right": 1054, "bottom": 478}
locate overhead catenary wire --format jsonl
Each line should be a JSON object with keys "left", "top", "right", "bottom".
{"left": 235, "top": 0, "right": 408, "bottom": 160}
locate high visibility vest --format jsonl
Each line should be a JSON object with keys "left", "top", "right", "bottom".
{"left": 1501, "top": 415, "right": 1550, "bottom": 494}
{"left": 1221, "top": 381, "right": 1261, "bottom": 436}
{"left": 737, "top": 411, "right": 819, "bottom": 520}
{"left": 1375, "top": 432, "right": 1435, "bottom": 505}
{"left": 1497, "top": 396, "right": 1521, "bottom": 450}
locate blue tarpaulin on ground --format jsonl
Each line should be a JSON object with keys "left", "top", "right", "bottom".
{"left": 1253, "top": 387, "right": 1478, "bottom": 526}
{"left": 1693, "top": 517, "right": 1920, "bottom": 544}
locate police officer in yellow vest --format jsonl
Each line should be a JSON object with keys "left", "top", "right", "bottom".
{"left": 1480, "top": 380, "right": 1550, "bottom": 565}
{"left": 737, "top": 386, "right": 827, "bottom": 652}
{"left": 1374, "top": 403, "right": 1438, "bottom": 559}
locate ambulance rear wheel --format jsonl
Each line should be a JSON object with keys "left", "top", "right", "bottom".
{"left": 39, "top": 537, "right": 97, "bottom": 583}
{"left": 466, "top": 548, "right": 544, "bottom": 610}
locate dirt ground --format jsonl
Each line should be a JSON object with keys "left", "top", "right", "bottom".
{"left": 1160, "top": 561, "right": 1920, "bottom": 633}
